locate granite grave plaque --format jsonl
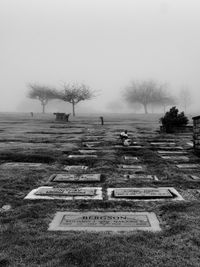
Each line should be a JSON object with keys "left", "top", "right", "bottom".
{"left": 113, "top": 188, "right": 173, "bottom": 198}
{"left": 124, "top": 156, "right": 139, "bottom": 161}
{"left": 48, "top": 212, "right": 161, "bottom": 232}
{"left": 158, "top": 151, "right": 186, "bottom": 154}
{"left": 35, "top": 187, "right": 96, "bottom": 196}
{"left": 107, "top": 187, "right": 184, "bottom": 201}
{"left": 124, "top": 174, "right": 158, "bottom": 180}
{"left": 1, "top": 162, "right": 43, "bottom": 168}
{"left": 190, "top": 175, "right": 200, "bottom": 180}
{"left": 119, "top": 165, "right": 143, "bottom": 170}
{"left": 68, "top": 155, "right": 97, "bottom": 159}
{"left": 52, "top": 173, "right": 101, "bottom": 182}
{"left": 79, "top": 150, "right": 97, "bottom": 154}
{"left": 25, "top": 187, "right": 102, "bottom": 200}
{"left": 64, "top": 165, "right": 88, "bottom": 171}
{"left": 176, "top": 164, "right": 200, "bottom": 169}
{"left": 161, "top": 156, "right": 189, "bottom": 161}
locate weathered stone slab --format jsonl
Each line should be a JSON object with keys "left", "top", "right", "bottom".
{"left": 68, "top": 155, "right": 97, "bottom": 159}
{"left": 124, "top": 174, "right": 158, "bottom": 181}
{"left": 161, "top": 156, "right": 189, "bottom": 161}
{"left": 190, "top": 175, "right": 200, "bottom": 180}
{"left": 48, "top": 212, "right": 161, "bottom": 232}
{"left": 1, "top": 162, "right": 43, "bottom": 168}
{"left": 187, "top": 142, "right": 193, "bottom": 147}
{"left": 151, "top": 142, "right": 176, "bottom": 146}
{"left": 64, "top": 165, "right": 88, "bottom": 171}
{"left": 124, "top": 156, "right": 139, "bottom": 161}
{"left": 79, "top": 150, "right": 97, "bottom": 154}
{"left": 158, "top": 151, "right": 186, "bottom": 154}
{"left": 176, "top": 164, "right": 200, "bottom": 169}
{"left": 107, "top": 187, "right": 184, "bottom": 201}
{"left": 157, "top": 146, "right": 183, "bottom": 150}
{"left": 114, "top": 145, "right": 142, "bottom": 149}
{"left": 51, "top": 173, "right": 101, "bottom": 182}
{"left": 24, "top": 187, "right": 102, "bottom": 200}
{"left": 119, "top": 165, "right": 143, "bottom": 170}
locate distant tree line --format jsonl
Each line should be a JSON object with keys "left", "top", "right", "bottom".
{"left": 27, "top": 79, "right": 192, "bottom": 115}
{"left": 27, "top": 83, "right": 95, "bottom": 116}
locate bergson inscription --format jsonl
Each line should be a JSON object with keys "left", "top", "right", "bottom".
{"left": 48, "top": 212, "right": 161, "bottom": 232}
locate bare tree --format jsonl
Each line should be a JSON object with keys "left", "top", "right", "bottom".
{"left": 123, "top": 80, "right": 171, "bottom": 114}
{"left": 28, "top": 83, "right": 57, "bottom": 113}
{"left": 179, "top": 86, "right": 192, "bottom": 113}
{"left": 54, "top": 83, "right": 95, "bottom": 116}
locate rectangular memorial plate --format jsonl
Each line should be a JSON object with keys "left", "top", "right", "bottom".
{"left": 124, "top": 174, "right": 158, "bottom": 180}
{"left": 64, "top": 165, "right": 88, "bottom": 171}
{"left": 124, "top": 156, "right": 139, "bottom": 161}
{"left": 107, "top": 187, "right": 184, "bottom": 201}
{"left": 158, "top": 151, "right": 186, "bottom": 154}
{"left": 151, "top": 142, "right": 176, "bottom": 146}
{"left": 48, "top": 212, "right": 161, "bottom": 232}
{"left": 1, "top": 162, "right": 43, "bottom": 168}
{"left": 176, "top": 164, "right": 200, "bottom": 169}
{"left": 68, "top": 155, "right": 97, "bottom": 159}
{"left": 35, "top": 187, "right": 96, "bottom": 196}
{"left": 79, "top": 150, "right": 97, "bottom": 154}
{"left": 119, "top": 165, "right": 143, "bottom": 169}
{"left": 113, "top": 188, "right": 173, "bottom": 198}
{"left": 161, "top": 156, "right": 189, "bottom": 161}
{"left": 52, "top": 174, "right": 101, "bottom": 182}
{"left": 190, "top": 175, "right": 200, "bottom": 180}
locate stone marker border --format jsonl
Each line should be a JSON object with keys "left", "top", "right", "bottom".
{"left": 49, "top": 173, "right": 101, "bottom": 182}
{"left": 24, "top": 187, "right": 102, "bottom": 200}
{"left": 107, "top": 187, "right": 184, "bottom": 201}
{"left": 48, "top": 212, "right": 161, "bottom": 232}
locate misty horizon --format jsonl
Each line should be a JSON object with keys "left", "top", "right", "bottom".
{"left": 1, "top": 0, "right": 200, "bottom": 114}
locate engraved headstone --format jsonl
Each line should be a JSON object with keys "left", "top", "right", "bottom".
{"left": 124, "top": 156, "right": 139, "bottom": 161}
{"left": 51, "top": 173, "right": 101, "bottom": 182}
{"left": 25, "top": 187, "right": 102, "bottom": 200}
{"left": 35, "top": 187, "right": 96, "bottom": 196}
{"left": 68, "top": 155, "right": 97, "bottom": 159}
{"left": 190, "top": 175, "right": 200, "bottom": 180}
{"left": 176, "top": 164, "right": 200, "bottom": 169}
{"left": 119, "top": 165, "right": 143, "bottom": 170}
{"left": 1, "top": 162, "right": 43, "bottom": 168}
{"left": 79, "top": 150, "right": 97, "bottom": 154}
{"left": 113, "top": 188, "right": 173, "bottom": 198}
{"left": 158, "top": 151, "right": 186, "bottom": 154}
{"left": 124, "top": 174, "right": 158, "bottom": 180}
{"left": 161, "top": 156, "right": 189, "bottom": 161}
{"left": 107, "top": 187, "right": 184, "bottom": 201}
{"left": 48, "top": 212, "right": 161, "bottom": 232}
{"left": 64, "top": 165, "right": 88, "bottom": 171}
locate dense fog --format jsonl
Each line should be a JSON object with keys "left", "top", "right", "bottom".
{"left": 0, "top": 0, "right": 200, "bottom": 114}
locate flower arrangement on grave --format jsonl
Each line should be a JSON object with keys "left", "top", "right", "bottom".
{"left": 160, "top": 106, "right": 188, "bottom": 133}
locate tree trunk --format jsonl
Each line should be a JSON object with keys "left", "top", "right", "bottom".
{"left": 72, "top": 102, "right": 75, "bottom": 116}
{"left": 144, "top": 104, "right": 148, "bottom": 114}
{"left": 42, "top": 103, "right": 45, "bottom": 113}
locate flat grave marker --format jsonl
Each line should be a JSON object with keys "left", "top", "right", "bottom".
{"left": 68, "top": 155, "right": 98, "bottom": 159}
{"left": 124, "top": 174, "right": 158, "bottom": 181}
{"left": 64, "top": 165, "right": 88, "bottom": 171}
{"left": 161, "top": 156, "right": 189, "bottom": 161}
{"left": 158, "top": 150, "right": 187, "bottom": 155}
{"left": 119, "top": 165, "right": 143, "bottom": 170}
{"left": 25, "top": 187, "right": 102, "bottom": 200}
{"left": 107, "top": 187, "right": 184, "bottom": 201}
{"left": 79, "top": 150, "right": 97, "bottom": 154}
{"left": 176, "top": 164, "right": 200, "bottom": 169}
{"left": 124, "top": 156, "right": 139, "bottom": 161}
{"left": 190, "top": 175, "right": 200, "bottom": 180}
{"left": 1, "top": 162, "right": 44, "bottom": 168}
{"left": 50, "top": 173, "right": 101, "bottom": 182}
{"left": 151, "top": 142, "right": 176, "bottom": 146}
{"left": 48, "top": 212, "right": 161, "bottom": 232}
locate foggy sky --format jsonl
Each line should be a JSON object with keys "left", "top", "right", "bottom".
{"left": 1, "top": 0, "right": 200, "bottom": 113}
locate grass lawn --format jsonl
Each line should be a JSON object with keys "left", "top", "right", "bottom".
{"left": 0, "top": 112, "right": 200, "bottom": 267}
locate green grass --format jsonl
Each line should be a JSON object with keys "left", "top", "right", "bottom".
{"left": 0, "top": 113, "right": 200, "bottom": 267}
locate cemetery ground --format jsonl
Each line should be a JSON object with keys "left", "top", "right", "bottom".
{"left": 0, "top": 113, "right": 200, "bottom": 267}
